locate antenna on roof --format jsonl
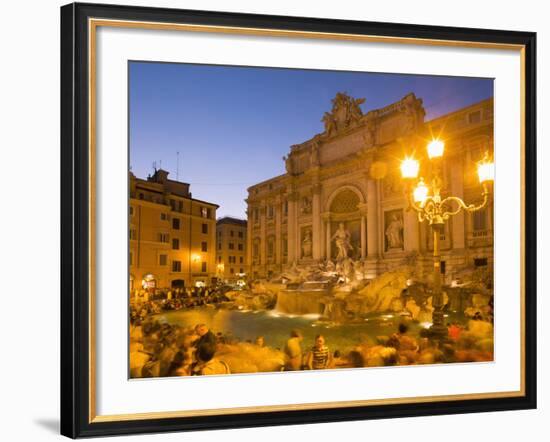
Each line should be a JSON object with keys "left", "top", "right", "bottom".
{"left": 176, "top": 151, "right": 180, "bottom": 181}
{"left": 159, "top": 159, "right": 162, "bottom": 170}
{"left": 152, "top": 161, "right": 157, "bottom": 171}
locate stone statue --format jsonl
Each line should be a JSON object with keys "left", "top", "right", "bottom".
{"left": 322, "top": 92, "right": 366, "bottom": 137}
{"left": 331, "top": 222, "right": 353, "bottom": 260}
{"left": 399, "top": 94, "right": 426, "bottom": 133}
{"left": 310, "top": 139, "right": 321, "bottom": 167}
{"left": 386, "top": 213, "right": 404, "bottom": 249}
{"left": 283, "top": 155, "right": 294, "bottom": 175}
{"left": 322, "top": 112, "right": 337, "bottom": 136}
{"left": 363, "top": 116, "right": 377, "bottom": 147}
{"left": 301, "top": 230, "right": 312, "bottom": 258}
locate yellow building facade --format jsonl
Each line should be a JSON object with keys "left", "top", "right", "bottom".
{"left": 247, "top": 93, "right": 494, "bottom": 283}
{"left": 129, "top": 169, "right": 218, "bottom": 291}
{"left": 215, "top": 217, "right": 248, "bottom": 282}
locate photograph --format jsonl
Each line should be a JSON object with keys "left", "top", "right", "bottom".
{"left": 128, "top": 62, "right": 496, "bottom": 378}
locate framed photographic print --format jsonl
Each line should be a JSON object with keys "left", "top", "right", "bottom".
{"left": 60, "top": 2, "right": 537, "bottom": 438}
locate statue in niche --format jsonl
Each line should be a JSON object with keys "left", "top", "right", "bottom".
{"left": 331, "top": 222, "right": 353, "bottom": 260}
{"left": 385, "top": 212, "right": 404, "bottom": 250}
{"left": 301, "top": 229, "right": 312, "bottom": 258}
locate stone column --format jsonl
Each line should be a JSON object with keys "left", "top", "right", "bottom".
{"left": 366, "top": 179, "right": 380, "bottom": 258}
{"left": 287, "top": 192, "right": 298, "bottom": 263}
{"left": 404, "top": 209, "right": 420, "bottom": 252}
{"left": 324, "top": 214, "right": 332, "bottom": 260}
{"left": 246, "top": 206, "right": 253, "bottom": 274}
{"left": 275, "top": 197, "right": 282, "bottom": 267}
{"left": 449, "top": 152, "right": 465, "bottom": 250}
{"left": 360, "top": 215, "right": 367, "bottom": 259}
{"left": 260, "top": 205, "right": 267, "bottom": 268}
{"left": 312, "top": 184, "right": 322, "bottom": 260}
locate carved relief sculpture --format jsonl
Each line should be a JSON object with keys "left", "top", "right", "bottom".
{"left": 300, "top": 196, "right": 312, "bottom": 214}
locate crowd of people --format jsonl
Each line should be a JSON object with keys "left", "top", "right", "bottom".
{"left": 129, "top": 301, "right": 494, "bottom": 378}
{"left": 130, "top": 287, "right": 232, "bottom": 324}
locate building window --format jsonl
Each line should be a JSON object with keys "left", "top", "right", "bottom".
{"left": 218, "top": 256, "right": 222, "bottom": 263}
{"left": 229, "top": 242, "right": 234, "bottom": 250}
{"left": 202, "top": 223, "right": 208, "bottom": 234}
{"left": 172, "top": 218, "right": 180, "bottom": 229}
{"left": 159, "top": 254, "right": 168, "bottom": 266}
{"left": 238, "top": 243, "right": 243, "bottom": 251}
{"left": 230, "top": 268, "right": 234, "bottom": 274}
{"left": 129, "top": 229, "right": 137, "bottom": 240}
{"left": 239, "top": 256, "right": 243, "bottom": 264}
{"left": 172, "top": 238, "right": 179, "bottom": 250}
{"left": 201, "top": 241, "right": 208, "bottom": 252}
{"left": 139, "top": 193, "right": 144, "bottom": 200}
{"left": 283, "top": 200, "right": 288, "bottom": 216}
{"left": 238, "top": 231, "right": 243, "bottom": 238}
{"left": 172, "top": 260, "right": 181, "bottom": 272}
{"left": 201, "top": 207, "right": 210, "bottom": 218}
{"left": 474, "top": 258, "right": 488, "bottom": 267}
{"left": 160, "top": 213, "right": 168, "bottom": 221}
{"left": 158, "top": 233, "right": 169, "bottom": 243}
{"left": 129, "top": 251, "right": 133, "bottom": 266}
{"left": 282, "top": 237, "right": 288, "bottom": 255}
{"left": 472, "top": 208, "right": 488, "bottom": 236}
{"left": 170, "top": 199, "right": 176, "bottom": 211}
{"left": 253, "top": 208, "right": 259, "bottom": 223}
{"left": 440, "top": 261, "right": 446, "bottom": 275}
{"left": 267, "top": 238, "right": 274, "bottom": 257}
{"left": 201, "top": 262, "right": 207, "bottom": 273}
{"left": 178, "top": 201, "right": 183, "bottom": 212}
{"left": 267, "top": 205, "right": 274, "bottom": 219}
{"left": 468, "top": 110, "right": 482, "bottom": 124}
{"left": 230, "top": 230, "right": 234, "bottom": 237}
{"left": 129, "top": 206, "right": 134, "bottom": 216}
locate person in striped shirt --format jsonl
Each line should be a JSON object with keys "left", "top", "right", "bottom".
{"left": 306, "top": 335, "right": 332, "bottom": 370}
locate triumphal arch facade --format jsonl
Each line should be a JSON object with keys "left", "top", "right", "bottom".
{"left": 246, "top": 92, "right": 494, "bottom": 282}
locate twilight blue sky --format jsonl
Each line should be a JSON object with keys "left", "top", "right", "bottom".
{"left": 129, "top": 62, "right": 493, "bottom": 218}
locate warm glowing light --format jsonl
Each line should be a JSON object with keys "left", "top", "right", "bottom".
{"left": 477, "top": 154, "right": 495, "bottom": 183}
{"left": 191, "top": 254, "right": 201, "bottom": 263}
{"left": 413, "top": 178, "right": 429, "bottom": 204}
{"left": 400, "top": 157, "right": 420, "bottom": 179}
{"left": 427, "top": 139, "right": 445, "bottom": 159}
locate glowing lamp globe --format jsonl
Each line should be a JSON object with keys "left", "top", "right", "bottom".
{"left": 477, "top": 158, "right": 495, "bottom": 184}
{"left": 400, "top": 157, "right": 420, "bottom": 179}
{"left": 413, "top": 179, "right": 429, "bottom": 204}
{"left": 427, "top": 139, "right": 445, "bottom": 159}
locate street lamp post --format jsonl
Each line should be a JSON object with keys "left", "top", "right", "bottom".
{"left": 400, "top": 140, "right": 494, "bottom": 338}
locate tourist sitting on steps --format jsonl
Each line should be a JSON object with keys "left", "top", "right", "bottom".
{"left": 284, "top": 329, "right": 303, "bottom": 371}
{"left": 306, "top": 335, "right": 332, "bottom": 370}
{"left": 193, "top": 343, "right": 231, "bottom": 376}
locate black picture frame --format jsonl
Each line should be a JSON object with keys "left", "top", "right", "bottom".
{"left": 61, "top": 2, "right": 537, "bottom": 438}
